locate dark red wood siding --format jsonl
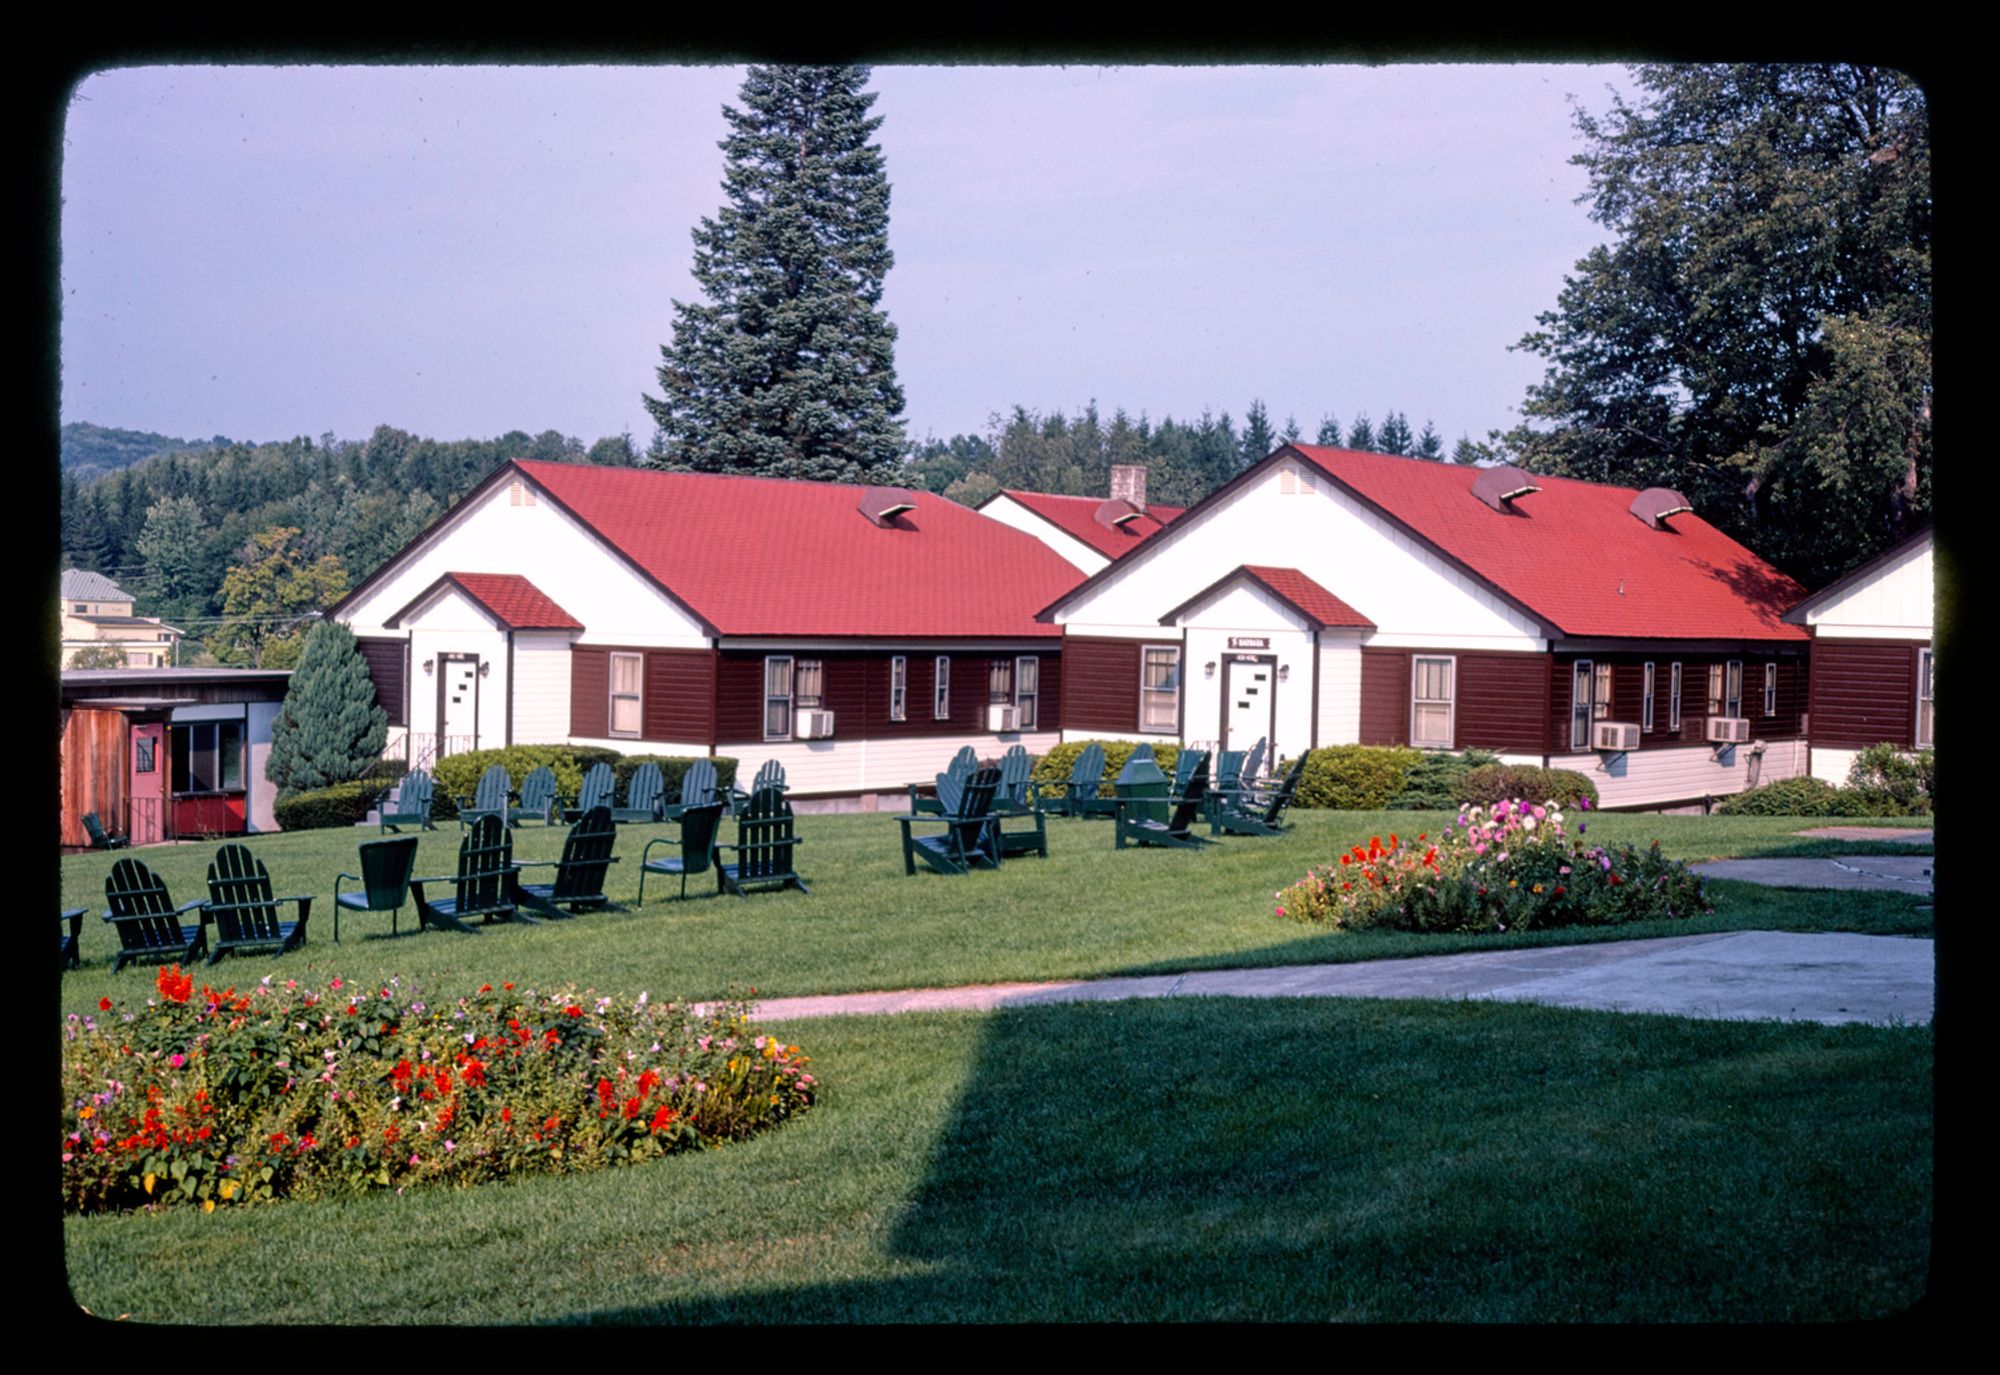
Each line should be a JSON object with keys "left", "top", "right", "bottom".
{"left": 1358, "top": 648, "right": 1410, "bottom": 746}
{"left": 642, "top": 650, "right": 715, "bottom": 743}
{"left": 1061, "top": 637, "right": 1144, "bottom": 734}
{"left": 60, "top": 708, "right": 129, "bottom": 849}
{"left": 714, "top": 648, "right": 1061, "bottom": 744}
{"left": 1808, "top": 639, "right": 1924, "bottom": 750}
{"left": 1454, "top": 653, "right": 1552, "bottom": 753}
{"left": 357, "top": 636, "right": 408, "bottom": 727}
{"left": 569, "top": 647, "right": 609, "bottom": 738}
{"left": 1550, "top": 649, "right": 1809, "bottom": 752}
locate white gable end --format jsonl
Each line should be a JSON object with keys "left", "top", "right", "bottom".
{"left": 1800, "top": 537, "right": 1933, "bottom": 641}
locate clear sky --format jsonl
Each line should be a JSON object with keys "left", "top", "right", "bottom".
{"left": 59, "top": 63, "right": 1635, "bottom": 452}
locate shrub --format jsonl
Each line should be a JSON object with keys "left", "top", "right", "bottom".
{"left": 1031, "top": 739, "right": 1181, "bottom": 797}
{"left": 273, "top": 780, "right": 383, "bottom": 831}
{"left": 1453, "top": 763, "right": 1598, "bottom": 810}
{"left": 1388, "top": 749, "right": 1502, "bottom": 810}
{"left": 432, "top": 746, "right": 620, "bottom": 820}
{"left": 1846, "top": 743, "right": 1933, "bottom": 816}
{"left": 266, "top": 622, "right": 389, "bottom": 794}
{"left": 612, "top": 754, "right": 740, "bottom": 801}
{"left": 1276, "top": 796, "right": 1709, "bottom": 934}
{"left": 61, "top": 971, "right": 815, "bottom": 1216}
{"left": 1292, "top": 746, "right": 1421, "bottom": 810}
{"left": 1715, "top": 776, "right": 1877, "bottom": 817}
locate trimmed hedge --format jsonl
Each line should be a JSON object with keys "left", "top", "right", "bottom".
{"left": 1452, "top": 763, "right": 1599, "bottom": 810}
{"left": 1293, "top": 746, "right": 1422, "bottom": 810}
{"left": 1715, "top": 776, "right": 1877, "bottom": 817}
{"left": 273, "top": 780, "right": 383, "bottom": 832}
{"left": 613, "top": 754, "right": 739, "bottom": 801}
{"left": 433, "top": 746, "right": 609, "bottom": 821}
{"left": 1388, "top": 749, "right": 1503, "bottom": 810}
{"left": 1031, "top": 739, "right": 1182, "bottom": 797}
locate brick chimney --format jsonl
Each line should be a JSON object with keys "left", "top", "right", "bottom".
{"left": 1109, "top": 464, "right": 1149, "bottom": 508}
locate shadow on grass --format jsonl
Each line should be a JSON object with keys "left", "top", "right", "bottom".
{"left": 552, "top": 997, "right": 1931, "bottom": 1324}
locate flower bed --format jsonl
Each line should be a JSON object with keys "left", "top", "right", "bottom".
{"left": 61, "top": 970, "right": 815, "bottom": 1215}
{"left": 1275, "top": 796, "right": 1711, "bottom": 934}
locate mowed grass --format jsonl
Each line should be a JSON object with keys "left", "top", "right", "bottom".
{"left": 57, "top": 809, "right": 1933, "bottom": 1008}
{"left": 63, "top": 998, "right": 1933, "bottom": 1324}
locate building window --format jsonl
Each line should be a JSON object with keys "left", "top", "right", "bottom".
{"left": 796, "top": 661, "right": 824, "bottom": 710}
{"left": 988, "top": 660, "right": 1014, "bottom": 705}
{"left": 764, "top": 656, "right": 794, "bottom": 740}
{"left": 1917, "top": 650, "right": 1934, "bottom": 748}
{"left": 934, "top": 656, "right": 950, "bottom": 719}
{"left": 1763, "top": 663, "right": 1778, "bottom": 717}
{"left": 1014, "top": 656, "right": 1040, "bottom": 730}
{"left": 169, "top": 721, "right": 244, "bottom": 795}
{"left": 135, "top": 736, "right": 156, "bottom": 774}
{"left": 1707, "top": 664, "right": 1724, "bottom": 715}
{"left": 1642, "top": 662, "right": 1656, "bottom": 732}
{"left": 74, "top": 602, "right": 87, "bottom": 613}
{"left": 1140, "top": 645, "right": 1180, "bottom": 734}
{"left": 1412, "top": 655, "right": 1456, "bottom": 749}
{"left": 1726, "top": 660, "right": 1742, "bottom": 716}
{"left": 1669, "top": 662, "right": 1683, "bottom": 732}
{"left": 890, "top": 656, "right": 907, "bottom": 722}
{"left": 1570, "top": 660, "right": 1596, "bottom": 750}
{"left": 609, "top": 653, "right": 643, "bottom": 737}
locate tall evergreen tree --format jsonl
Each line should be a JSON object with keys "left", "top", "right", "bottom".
{"left": 1315, "top": 413, "right": 1343, "bottom": 446}
{"left": 1414, "top": 419, "right": 1444, "bottom": 459}
{"left": 1346, "top": 414, "right": 1376, "bottom": 452}
{"left": 1281, "top": 414, "right": 1302, "bottom": 445}
{"left": 265, "top": 621, "right": 388, "bottom": 796}
{"left": 1378, "top": 411, "right": 1414, "bottom": 456}
{"left": 644, "top": 65, "right": 906, "bottom": 483}
{"left": 1240, "top": 400, "right": 1276, "bottom": 469}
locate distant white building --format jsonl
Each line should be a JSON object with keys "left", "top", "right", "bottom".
{"left": 59, "top": 569, "right": 182, "bottom": 668}
{"left": 977, "top": 465, "right": 1184, "bottom": 574}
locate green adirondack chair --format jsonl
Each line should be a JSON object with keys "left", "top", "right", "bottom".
{"left": 730, "top": 761, "right": 788, "bottom": 818}
{"left": 509, "top": 766, "right": 560, "bottom": 826}
{"left": 513, "top": 806, "right": 621, "bottom": 920}
{"left": 1078, "top": 745, "right": 1158, "bottom": 820}
{"left": 993, "top": 745, "right": 1034, "bottom": 809}
{"left": 661, "top": 759, "right": 720, "bottom": 822}
{"left": 564, "top": 762, "right": 617, "bottom": 823}
{"left": 101, "top": 857, "right": 208, "bottom": 972}
{"left": 1031, "top": 741, "right": 1106, "bottom": 818}
{"left": 456, "top": 765, "right": 513, "bottom": 831}
{"left": 1169, "top": 748, "right": 1205, "bottom": 797}
{"left": 899, "top": 767, "right": 1001, "bottom": 876}
{"left": 1212, "top": 751, "right": 1309, "bottom": 838}
{"left": 203, "top": 843, "right": 314, "bottom": 963}
{"left": 1117, "top": 751, "right": 1214, "bottom": 850}
{"left": 379, "top": 769, "right": 436, "bottom": 833}
{"left": 82, "top": 812, "right": 128, "bottom": 851}
{"left": 717, "top": 786, "right": 809, "bottom": 896}
{"left": 1240, "top": 738, "right": 1269, "bottom": 788}
{"left": 334, "top": 836, "right": 421, "bottom": 941}
{"left": 612, "top": 762, "right": 666, "bottom": 824}
{"left": 908, "top": 746, "right": 979, "bottom": 816}
{"left": 987, "top": 746, "right": 1047, "bottom": 859}
{"left": 639, "top": 801, "right": 725, "bottom": 902}
{"left": 61, "top": 908, "right": 87, "bottom": 971}
{"left": 410, "top": 814, "right": 518, "bottom": 934}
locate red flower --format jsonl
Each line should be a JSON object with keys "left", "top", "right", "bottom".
{"left": 649, "top": 1106, "right": 677, "bottom": 1133}
{"left": 566, "top": 1005, "right": 583, "bottom": 1018}
{"left": 1608, "top": 873, "right": 1623, "bottom": 886}
{"left": 480, "top": 984, "right": 493, "bottom": 994}
{"left": 622, "top": 1097, "right": 643, "bottom": 1119}
{"left": 597, "top": 1078, "right": 615, "bottom": 1107}
{"left": 501, "top": 1107, "right": 513, "bottom": 1124}
{"left": 98, "top": 997, "right": 113, "bottom": 1012}
{"left": 1553, "top": 886, "right": 1566, "bottom": 897}
{"left": 156, "top": 965, "right": 193, "bottom": 1004}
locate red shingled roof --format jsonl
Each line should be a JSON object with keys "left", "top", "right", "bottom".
{"left": 1159, "top": 565, "right": 1375, "bottom": 630}
{"left": 993, "top": 490, "right": 1184, "bottom": 559}
{"left": 385, "top": 572, "right": 583, "bottom": 630}
{"left": 516, "top": 461, "right": 1079, "bottom": 638}
{"left": 1289, "top": 446, "right": 1808, "bottom": 641}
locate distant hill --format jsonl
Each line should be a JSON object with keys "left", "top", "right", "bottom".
{"left": 60, "top": 422, "right": 236, "bottom": 479}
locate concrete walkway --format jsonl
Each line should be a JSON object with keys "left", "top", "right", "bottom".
{"left": 1690, "top": 854, "right": 1934, "bottom": 893}
{"left": 748, "top": 931, "right": 1932, "bottom": 1029}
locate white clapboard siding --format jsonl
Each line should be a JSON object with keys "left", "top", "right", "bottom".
{"left": 511, "top": 631, "right": 578, "bottom": 745}
{"left": 733, "top": 731, "right": 1065, "bottom": 797}
{"left": 977, "top": 495, "right": 1112, "bottom": 574}
{"left": 1799, "top": 535, "right": 1933, "bottom": 640}
{"left": 1549, "top": 739, "right": 1808, "bottom": 809}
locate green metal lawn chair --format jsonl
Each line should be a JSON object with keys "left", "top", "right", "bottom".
{"left": 101, "top": 857, "right": 208, "bottom": 972}
{"left": 612, "top": 762, "right": 666, "bottom": 824}
{"left": 513, "top": 806, "right": 621, "bottom": 920}
{"left": 661, "top": 759, "right": 720, "bottom": 821}
{"left": 509, "top": 766, "right": 560, "bottom": 826}
{"left": 455, "top": 765, "right": 513, "bottom": 831}
{"left": 379, "top": 769, "right": 436, "bottom": 833}
{"left": 203, "top": 843, "right": 314, "bottom": 963}
{"left": 410, "top": 814, "right": 518, "bottom": 934}
{"left": 1212, "top": 751, "right": 1309, "bottom": 838}
{"left": 718, "top": 786, "right": 809, "bottom": 896}
{"left": 82, "top": 812, "right": 128, "bottom": 851}
{"left": 639, "top": 801, "right": 725, "bottom": 902}
{"left": 334, "top": 835, "right": 421, "bottom": 941}
{"left": 908, "top": 745, "right": 979, "bottom": 816}
{"left": 730, "top": 761, "right": 788, "bottom": 818}
{"left": 1031, "top": 741, "right": 1105, "bottom": 818}
{"left": 61, "top": 907, "right": 87, "bottom": 971}
{"left": 1116, "top": 750, "right": 1213, "bottom": 850}
{"left": 898, "top": 767, "right": 1001, "bottom": 876}
{"left": 564, "top": 762, "right": 616, "bottom": 823}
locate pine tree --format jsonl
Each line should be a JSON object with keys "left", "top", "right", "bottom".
{"left": 1281, "top": 415, "right": 1302, "bottom": 445}
{"left": 1347, "top": 414, "right": 1376, "bottom": 452}
{"left": 265, "top": 621, "right": 388, "bottom": 796}
{"left": 1240, "top": 400, "right": 1276, "bottom": 470}
{"left": 1414, "top": 419, "right": 1444, "bottom": 459}
{"left": 644, "top": 65, "right": 906, "bottom": 483}
{"left": 1378, "top": 411, "right": 1414, "bottom": 456}
{"left": 1315, "top": 414, "right": 1343, "bottom": 446}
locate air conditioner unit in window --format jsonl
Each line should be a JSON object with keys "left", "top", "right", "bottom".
{"left": 1593, "top": 722, "right": 1641, "bottom": 752}
{"left": 1706, "top": 717, "right": 1752, "bottom": 745}
{"left": 987, "top": 704, "right": 1021, "bottom": 732}
{"left": 797, "top": 710, "right": 836, "bottom": 739}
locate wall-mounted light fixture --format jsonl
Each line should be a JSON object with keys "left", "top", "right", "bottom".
{"left": 422, "top": 658, "right": 435, "bottom": 676}
{"left": 1204, "top": 661, "right": 1217, "bottom": 677}
{"left": 478, "top": 661, "right": 491, "bottom": 678}
{"left": 1277, "top": 664, "right": 1290, "bottom": 682}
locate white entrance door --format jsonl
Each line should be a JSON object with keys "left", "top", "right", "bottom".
{"left": 1222, "top": 655, "right": 1275, "bottom": 753}
{"left": 440, "top": 655, "right": 480, "bottom": 755}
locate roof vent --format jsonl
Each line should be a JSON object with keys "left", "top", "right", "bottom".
{"left": 1470, "top": 465, "right": 1542, "bottom": 513}
{"left": 1095, "top": 498, "right": 1143, "bottom": 530}
{"left": 858, "top": 486, "right": 920, "bottom": 528}
{"left": 1629, "top": 487, "right": 1695, "bottom": 530}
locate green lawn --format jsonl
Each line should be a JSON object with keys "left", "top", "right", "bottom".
{"left": 63, "top": 998, "right": 1933, "bottom": 1323}
{"left": 58, "top": 809, "right": 1932, "bottom": 1010}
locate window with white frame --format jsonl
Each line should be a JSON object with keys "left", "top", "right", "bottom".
{"left": 609, "top": 653, "right": 643, "bottom": 737}
{"left": 1917, "top": 649, "right": 1934, "bottom": 747}
{"left": 1412, "top": 655, "right": 1456, "bottom": 749}
{"left": 764, "top": 656, "right": 794, "bottom": 739}
{"left": 890, "top": 656, "right": 907, "bottom": 721}
{"left": 1726, "top": 660, "right": 1742, "bottom": 716}
{"left": 1140, "top": 645, "right": 1180, "bottom": 734}
{"left": 988, "top": 660, "right": 1013, "bottom": 705}
{"left": 796, "top": 660, "right": 824, "bottom": 711}
{"left": 1015, "top": 656, "right": 1040, "bottom": 730}
{"left": 1669, "top": 662, "right": 1683, "bottom": 732}
{"left": 1763, "top": 663, "right": 1778, "bottom": 717}
{"left": 1570, "top": 660, "right": 1605, "bottom": 751}
{"left": 1707, "top": 664, "right": 1725, "bottom": 716}
{"left": 934, "top": 656, "right": 950, "bottom": 719}
{"left": 1642, "top": 662, "right": 1656, "bottom": 732}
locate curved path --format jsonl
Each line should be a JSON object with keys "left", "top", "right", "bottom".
{"left": 745, "top": 931, "right": 1933, "bottom": 1029}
